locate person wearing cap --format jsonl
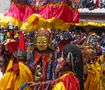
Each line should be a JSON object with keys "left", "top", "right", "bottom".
{"left": 0, "top": 41, "right": 33, "bottom": 90}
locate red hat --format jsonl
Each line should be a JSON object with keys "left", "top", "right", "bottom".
{"left": 58, "top": 40, "right": 70, "bottom": 51}
{"left": 7, "top": 41, "right": 18, "bottom": 52}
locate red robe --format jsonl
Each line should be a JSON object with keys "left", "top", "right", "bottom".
{"left": 34, "top": 51, "right": 52, "bottom": 81}
{"left": 33, "top": 50, "right": 55, "bottom": 90}
{"left": 53, "top": 72, "right": 80, "bottom": 90}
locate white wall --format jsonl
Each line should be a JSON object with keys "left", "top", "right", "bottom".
{"left": 0, "top": 0, "right": 10, "bottom": 13}
{"left": 79, "top": 8, "right": 105, "bottom": 13}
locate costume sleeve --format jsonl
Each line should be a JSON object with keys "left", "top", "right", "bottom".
{"left": 6, "top": 59, "right": 13, "bottom": 73}
{"left": 0, "top": 59, "right": 17, "bottom": 90}
{"left": 84, "top": 62, "right": 101, "bottom": 90}
{"left": 53, "top": 73, "right": 80, "bottom": 90}
{"left": 62, "top": 73, "right": 80, "bottom": 90}
{"left": 52, "top": 82, "right": 65, "bottom": 90}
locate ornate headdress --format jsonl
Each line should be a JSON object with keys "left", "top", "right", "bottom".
{"left": 36, "top": 28, "right": 51, "bottom": 39}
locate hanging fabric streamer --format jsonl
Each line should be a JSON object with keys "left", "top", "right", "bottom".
{"left": 94, "top": 0, "right": 99, "bottom": 8}
{"left": 88, "top": 0, "right": 95, "bottom": 10}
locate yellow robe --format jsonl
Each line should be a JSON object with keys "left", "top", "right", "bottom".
{"left": 52, "top": 81, "right": 65, "bottom": 90}
{"left": 84, "top": 61, "right": 101, "bottom": 90}
{"left": 99, "top": 55, "right": 105, "bottom": 90}
{"left": 0, "top": 59, "right": 33, "bottom": 90}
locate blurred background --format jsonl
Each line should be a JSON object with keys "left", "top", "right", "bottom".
{"left": 0, "top": 0, "right": 10, "bottom": 13}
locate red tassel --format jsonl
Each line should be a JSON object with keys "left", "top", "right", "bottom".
{"left": 95, "top": 0, "right": 99, "bottom": 8}
{"left": 73, "top": 9, "right": 79, "bottom": 23}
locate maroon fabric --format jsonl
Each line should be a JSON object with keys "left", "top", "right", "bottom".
{"left": 58, "top": 40, "right": 70, "bottom": 51}
{"left": 7, "top": 42, "right": 18, "bottom": 52}
{"left": 95, "top": 0, "right": 99, "bottom": 8}
{"left": 73, "top": 9, "right": 79, "bottom": 23}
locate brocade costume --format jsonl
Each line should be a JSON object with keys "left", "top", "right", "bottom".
{"left": 33, "top": 49, "right": 57, "bottom": 90}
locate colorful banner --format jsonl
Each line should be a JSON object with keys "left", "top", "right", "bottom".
{"left": 75, "top": 22, "right": 105, "bottom": 27}
{"left": 14, "top": 0, "right": 70, "bottom": 5}
{"left": 38, "top": 2, "right": 73, "bottom": 22}
{"left": 15, "top": 0, "right": 35, "bottom": 4}
{"left": 0, "top": 0, "right": 79, "bottom": 31}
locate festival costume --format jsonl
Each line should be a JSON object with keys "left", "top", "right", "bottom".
{"left": 0, "top": 59, "right": 33, "bottom": 90}
{"left": 0, "top": 41, "right": 33, "bottom": 90}
{"left": 34, "top": 49, "right": 55, "bottom": 79}
{"left": 32, "top": 50, "right": 57, "bottom": 90}
{"left": 10, "top": 0, "right": 79, "bottom": 31}
{"left": 84, "top": 61, "right": 101, "bottom": 90}
{"left": 52, "top": 72, "right": 80, "bottom": 90}
{"left": 99, "top": 55, "right": 105, "bottom": 90}
{"left": 31, "top": 28, "right": 57, "bottom": 90}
